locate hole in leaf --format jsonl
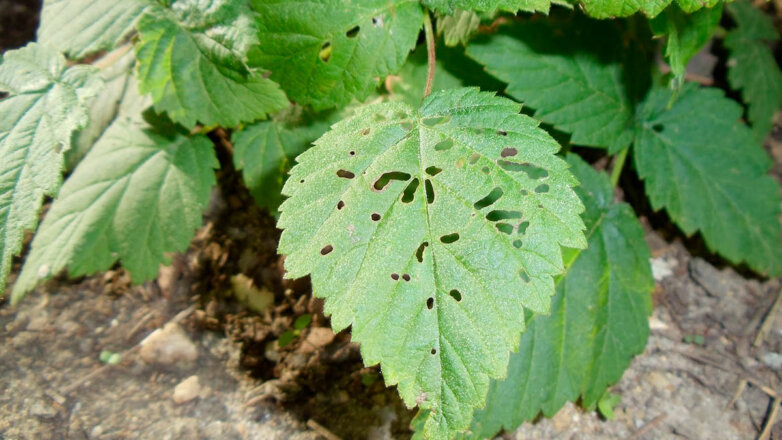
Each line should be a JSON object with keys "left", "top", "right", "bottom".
{"left": 474, "top": 187, "right": 504, "bottom": 210}
{"left": 425, "top": 179, "right": 435, "bottom": 204}
{"left": 535, "top": 184, "right": 549, "bottom": 193}
{"left": 416, "top": 242, "right": 429, "bottom": 262}
{"left": 300, "top": 179, "right": 305, "bottom": 184}
{"left": 501, "top": 147, "right": 518, "bottom": 158}
{"left": 337, "top": 169, "right": 355, "bottom": 179}
{"left": 423, "top": 116, "right": 450, "bottom": 126}
{"left": 434, "top": 139, "right": 453, "bottom": 151}
{"left": 371, "top": 213, "right": 381, "bottom": 221}
{"left": 402, "top": 274, "right": 411, "bottom": 282}
{"left": 427, "top": 297, "right": 434, "bottom": 309}
{"left": 440, "top": 233, "right": 459, "bottom": 244}
{"left": 652, "top": 124, "right": 664, "bottom": 132}
{"left": 337, "top": 200, "right": 345, "bottom": 210}
{"left": 373, "top": 171, "right": 411, "bottom": 191}
{"left": 319, "top": 41, "right": 332, "bottom": 62}
{"left": 346, "top": 25, "right": 360, "bottom": 38}
{"left": 425, "top": 166, "right": 442, "bottom": 176}
{"left": 497, "top": 130, "right": 507, "bottom": 136}
{"left": 449, "top": 289, "right": 462, "bottom": 302}
{"left": 469, "top": 153, "right": 480, "bottom": 164}
{"left": 486, "top": 210, "right": 523, "bottom": 221}
{"left": 431, "top": 348, "right": 437, "bottom": 355}
{"left": 372, "top": 16, "right": 383, "bottom": 27}
{"left": 498, "top": 161, "right": 549, "bottom": 179}
{"left": 513, "top": 239, "right": 523, "bottom": 248}
{"left": 402, "top": 178, "right": 419, "bottom": 203}
{"left": 362, "top": 128, "right": 370, "bottom": 135}
{"left": 349, "top": 150, "right": 356, "bottom": 156}
{"left": 391, "top": 273, "right": 400, "bottom": 280}
{"left": 496, "top": 223, "right": 513, "bottom": 235}
{"left": 321, "top": 245, "right": 334, "bottom": 255}
{"left": 518, "top": 221, "right": 530, "bottom": 235}
{"left": 519, "top": 270, "right": 530, "bottom": 283}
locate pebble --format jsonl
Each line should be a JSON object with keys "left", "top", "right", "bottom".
{"left": 299, "top": 327, "right": 335, "bottom": 353}
{"left": 760, "top": 352, "right": 782, "bottom": 369}
{"left": 173, "top": 375, "right": 202, "bottom": 404}
{"left": 139, "top": 323, "right": 198, "bottom": 366}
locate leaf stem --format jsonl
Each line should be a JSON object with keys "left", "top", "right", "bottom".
{"left": 423, "top": 11, "right": 436, "bottom": 98}
{"left": 610, "top": 147, "right": 629, "bottom": 188}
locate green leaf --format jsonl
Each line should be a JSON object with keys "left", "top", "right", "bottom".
{"left": 597, "top": 392, "right": 622, "bottom": 420}
{"left": 675, "top": 0, "right": 721, "bottom": 13}
{"left": 580, "top": 0, "right": 670, "bottom": 18}
{"left": 278, "top": 87, "right": 586, "bottom": 439}
{"left": 463, "top": 154, "right": 653, "bottom": 440}
{"left": 467, "top": 16, "right": 651, "bottom": 153}
{"left": 66, "top": 48, "right": 142, "bottom": 170}
{"left": 634, "top": 84, "right": 782, "bottom": 276}
{"left": 422, "top": 0, "right": 552, "bottom": 14}
{"left": 0, "top": 43, "right": 101, "bottom": 298}
{"left": 251, "top": 0, "right": 424, "bottom": 110}
{"left": 37, "top": 0, "right": 153, "bottom": 59}
{"left": 438, "top": 10, "right": 482, "bottom": 47}
{"left": 651, "top": 4, "right": 723, "bottom": 89}
{"left": 232, "top": 108, "right": 337, "bottom": 214}
{"left": 11, "top": 107, "right": 218, "bottom": 303}
{"left": 135, "top": 0, "right": 289, "bottom": 128}
{"left": 725, "top": 0, "right": 782, "bottom": 140}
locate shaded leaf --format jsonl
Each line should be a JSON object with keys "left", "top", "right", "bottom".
{"left": 467, "top": 16, "right": 651, "bottom": 153}
{"left": 725, "top": 0, "right": 782, "bottom": 140}
{"left": 633, "top": 84, "right": 782, "bottom": 275}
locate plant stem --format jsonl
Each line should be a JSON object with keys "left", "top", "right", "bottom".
{"left": 610, "top": 147, "right": 629, "bottom": 188}
{"left": 423, "top": 11, "right": 435, "bottom": 98}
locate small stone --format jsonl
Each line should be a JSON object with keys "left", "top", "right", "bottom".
{"left": 30, "top": 401, "right": 58, "bottom": 418}
{"left": 651, "top": 257, "right": 675, "bottom": 281}
{"left": 264, "top": 340, "right": 280, "bottom": 363}
{"left": 299, "top": 327, "right": 335, "bottom": 353}
{"left": 139, "top": 323, "right": 198, "bottom": 366}
{"left": 173, "top": 375, "right": 202, "bottom": 404}
{"left": 761, "top": 352, "right": 782, "bottom": 369}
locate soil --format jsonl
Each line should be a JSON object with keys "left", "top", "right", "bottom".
{"left": 2, "top": 1, "right": 782, "bottom": 440}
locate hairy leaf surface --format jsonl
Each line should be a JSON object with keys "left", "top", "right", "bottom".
{"left": 252, "top": 0, "right": 423, "bottom": 110}
{"left": 725, "top": 0, "right": 782, "bottom": 140}
{"left": 37, "top": 0, "right": 152, "bottom": 59}
{"left": 278, "top": 87, "right": 586, "bottom": 439}
{"left": 0, "top": 44, "right": 101, "bottom": 298}
{"left": 233, "top": 108, "right": 337, "bottom": 215}
{"left": 651, "top": 4, "right": 722, "bottom": 89}
{"left": 465, "top": 154, "right": 653, "bottom": 439}
{"left": 634, "top": 84, "right": 782, "bottom": 275}
{"left": 438, "top": 10, "right": 482, "bottom": 47}
{"left": 135, "top": 0, "right": 288, "bottom": 128}
{"left": 467, "top": 17, "right": 650, "bottom": 153}
{"left": 12, "top": 109, "right": 217, "bottom": 302}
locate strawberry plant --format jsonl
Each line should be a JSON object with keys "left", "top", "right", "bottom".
{"left": 1, "top": 0, "right": 781, "bottom": 439}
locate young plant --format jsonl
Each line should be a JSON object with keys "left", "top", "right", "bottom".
{"left": 1, "top": 0, "right": 780, "bottom": 439}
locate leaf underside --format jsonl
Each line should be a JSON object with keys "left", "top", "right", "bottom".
{"left": 0, "top": 43, "right": 101, "bottom": 298}
{"left": 634, "top": 84, "right": 782, "bottom": 276}
{"left": 37, "top": 0, "right": 152, "bottom": 59}
{"left": 135, "top": 0, "right": 288, "bottom": 128}
{"left": 12, "top": 103, "right": 217, "bottom": 302}
{"left": 278, "top": 87, "right": 586, "bottom": 439}
{"left": 467, "top": 16, "right": 650, "bottom": 153}
{"left": 465, "top": 154, "right": 653, "bottom": 439}
{"left": 252, "top": 0, "right": 424, "bottom": 110}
